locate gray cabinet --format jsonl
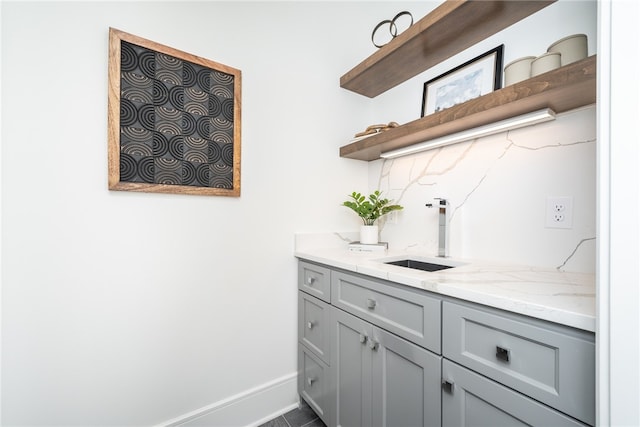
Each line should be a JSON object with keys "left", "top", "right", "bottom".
{"left": 442, "top": 300, "right": 594, "bottom": 426}
{"left": 299, "top": 261, "right": 331, "bottom": 302}
{"left": 442, "top": 359, "right": 586, "bottom": 427}
{"left": 372, "top": 326, "right": 442, "bottom": 427}
{"left": 331, "top": 270, "right": 441, "bottom": 353}
{"left": 332, "top": 307, "right": 441, "bottom": 427}
{"left": 299, "top": 344, "right": 331, "bottom": 423}
{"left": 299, "top": 291, "right": 331, "bottom": 364}
{"left": 332, "top": 307, "right": 372, "bottom": 427}
{"left": 298, "top": 261, "right": 334, "bottom": 426}
{"left": 297, "top": 260, "right": 595, "bottom": 427}
{"left": 330, "top": 270, "right": 442, "bottom": 427}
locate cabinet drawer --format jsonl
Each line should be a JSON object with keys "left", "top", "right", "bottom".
{"left": 298, "top": 344, "right": 331, "bottom": 426}
{"left": 298, "top": 291, "right": 331, "bottom": 364}
{"left": 443, "top": 301, "right": 595, "bottom": 425}
{"left": 298, "top": 261, "right": 331, "bottom": 302}
{"left": 331, "top": 270, "right": 441, "bottom": 353}
{"left": 442, "top": 359, "right": 587, "bottom": 427}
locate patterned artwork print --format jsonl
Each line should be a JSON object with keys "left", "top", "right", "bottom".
{"left": 119, "top": 41, "right": 235, "bottom": 188}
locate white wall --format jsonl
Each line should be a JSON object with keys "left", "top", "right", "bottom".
{"left": 0, "top": 2, "right": 409, "bottom": 425}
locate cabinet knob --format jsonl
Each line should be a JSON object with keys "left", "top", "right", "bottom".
{"left": 307, "top": 321, "right": 314, "bottom": 329}
{"left": 306, "top": 277, "right": 316, "bottom": 286}
{"left": 359, "top": 334, "right": 368, "bottom": 344}
{"left": 442, "top": 380, "right": 454, "bottom": 394}
{"left": 307, "top": 377, "right": 316, "bottom": 386}
{"left": 496, "top": 346, "right": 511, "bottom": 363}
{"left": 369, "top": 340, "right": 379, "bottom": 351}
{"left": 366, "top": 298, "right": 377, "bottom": 309}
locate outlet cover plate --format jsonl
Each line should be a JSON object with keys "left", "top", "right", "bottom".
{"left": 545, "top": 196, "right": 573, "bottom": 229}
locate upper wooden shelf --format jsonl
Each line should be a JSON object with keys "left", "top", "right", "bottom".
{"left": 340, "top": 0, "right": 556, "bottom": 98}
{"left": 340, "top": 55, "right": 597, "bottom": 161}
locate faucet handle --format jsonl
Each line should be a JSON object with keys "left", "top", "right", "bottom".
{"left": 426, "top": 198, "right": 447, "bottom": 208}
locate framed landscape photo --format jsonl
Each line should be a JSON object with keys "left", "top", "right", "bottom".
{"left": 108, "top": 28, "right": 242, "bottom": 196}
{"left": 421, "top": 45, "right": 503, "bottom": 117}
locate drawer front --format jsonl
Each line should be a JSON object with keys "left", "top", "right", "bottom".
{"left": 298, "top": 291, "right": 331, "bottom": 364}
{"left": 331, "top": 270, "right": 441, "bottom": 353}
{"left": 298, "top": 344, "right": 331, "bottom": 426}
{"left": 443, "top": 301, "right": 595, "bottom": 425}
{"left": 442, "top": 359, "right": 587, "bottom": 427}
{"left": 298, "top": 261, "right": 331, "bottom": 302}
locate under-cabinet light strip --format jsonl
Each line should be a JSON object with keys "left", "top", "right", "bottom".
{"left": 379, "top": 108, "right": 557, "bottom": 159}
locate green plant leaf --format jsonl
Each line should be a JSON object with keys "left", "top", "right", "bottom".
{"left": 341, "top": 190, "right": 403, "bottom": 225}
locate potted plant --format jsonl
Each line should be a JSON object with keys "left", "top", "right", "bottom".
{"left": 342, "top": 190, "right": 403, "bottom": 244}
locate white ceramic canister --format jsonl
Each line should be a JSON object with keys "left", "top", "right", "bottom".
{"left": 548, "top": 34, "right": 588, "bottom": 66}
{"left": 504, "top": 56, "right": 536, "bottom": 86}
{"left": 531, "top": 52, "right": 561, "bottom": 77}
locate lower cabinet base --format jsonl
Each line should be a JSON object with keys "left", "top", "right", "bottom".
{"left": 297, "top": 262, "right": 595, "bottom": 427}
{"left": 442, "top": 359, "right": 588, "bottom": 427}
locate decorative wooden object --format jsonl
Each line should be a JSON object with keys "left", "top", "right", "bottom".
{"left": 340, "top": 55, "right": 597, "bottom": 161}
{"left": 340, "top": 0, "right": 556, "bottom": 98}
{"left": 108, "top": 28, "right": 242, "bottom": 196}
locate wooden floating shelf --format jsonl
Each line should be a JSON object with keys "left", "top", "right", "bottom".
{"left": 340, "top": 0, "right": 556, "bottom": 98}
{"left": 340, "top": 55, "right": 597, "bottom": 161}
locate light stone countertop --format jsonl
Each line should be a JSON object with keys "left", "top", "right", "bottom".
{"left": 294, "top": 234, "right": 595, "bottom": 332}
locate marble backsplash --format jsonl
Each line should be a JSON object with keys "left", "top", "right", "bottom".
{"left": 369, "top": 106, "right": 597, "bottom": 273}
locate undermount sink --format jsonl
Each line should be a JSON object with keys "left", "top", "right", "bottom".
{"left": 385, "top": 259, "right": 454, "bottom": 272}
{"left": 376, "top": 256, "right": 465, "bottom": 272}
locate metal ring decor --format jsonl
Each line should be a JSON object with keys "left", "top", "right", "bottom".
{"left": 390, "top": 11, "right": 413, "bottom": 37}
{"left": 371, "top": 19, "right": 394, "bottom": 49}
{"left": 371, "top": 11, "right": 413, "bottom": 48}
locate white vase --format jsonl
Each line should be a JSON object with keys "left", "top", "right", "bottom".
{"left": 360, "top": 225, "right": 379, "bottom": 244}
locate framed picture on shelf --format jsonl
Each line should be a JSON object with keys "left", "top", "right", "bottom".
{"left": 421, "top": 45, "right": 504, "bottom": 117}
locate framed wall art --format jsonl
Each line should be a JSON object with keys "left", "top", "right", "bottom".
{"left": 421, "top": 45, "right": 503, "bottom": 117}
{"left": 108, "top": 28, "right": 242, "bottom": 196}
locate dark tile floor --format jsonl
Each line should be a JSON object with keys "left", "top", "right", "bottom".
{"left": 258, "top": 399, "right": 326, "bottom": 427}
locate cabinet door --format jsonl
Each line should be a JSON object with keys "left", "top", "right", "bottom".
{"left": 442, "top": 359, "right": 587, "bottom": 427}
{"left": 372, "top": 327, "right": 442, "bottom": 427}
{"left": 331, "top": 307, "right": 372, "bottom": 427}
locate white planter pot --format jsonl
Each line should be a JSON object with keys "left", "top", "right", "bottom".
{"left": 360, "top": 225, "right": 379, "bottom": 244}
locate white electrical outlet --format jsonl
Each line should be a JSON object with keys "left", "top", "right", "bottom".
{"left": 545, "top": 196, "right": 573, "bottom": 229}
{"left": 387, "top": 210, "right": 399, "bottom": 225}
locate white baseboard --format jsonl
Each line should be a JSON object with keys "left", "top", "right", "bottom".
{"left": 156, "top": 372, "right": 298, "bottom": 427}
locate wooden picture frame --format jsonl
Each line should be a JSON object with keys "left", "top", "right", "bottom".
{"left": 421, "top": 45, "right": 503, "bottom": 117}
{"left": 108, "top": 28, "right": 242, "bottom": 196}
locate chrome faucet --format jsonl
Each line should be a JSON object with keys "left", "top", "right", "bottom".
{"left": 425, "top": 198, "right": 448, "bottom": 257}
